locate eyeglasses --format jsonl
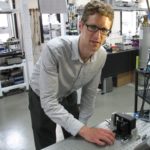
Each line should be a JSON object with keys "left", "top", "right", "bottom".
{"left": 85, "top": 24, "right": 111, "bottom": 36}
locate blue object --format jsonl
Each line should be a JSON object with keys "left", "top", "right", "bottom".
{"left": 0, "top": 47, "right": 5, "bottom": 51}
{"left": 148, "top": 12, "right": 150, "bottom": 20}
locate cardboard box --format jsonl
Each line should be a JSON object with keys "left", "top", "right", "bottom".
{"left": 117, "top": 71, "right": 134, "bottom": 87}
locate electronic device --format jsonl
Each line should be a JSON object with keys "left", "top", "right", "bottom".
{"left": 97, "top": 113, "right": 150, "bottom": 150}
{"left": 110, "top": 112, "right": 136, "bottom": 140}
{"left": 103, "top": 77, "right": 113, "bottom": 94}
{"left": 6, "top": 57, "right": 22, "bottom": 65}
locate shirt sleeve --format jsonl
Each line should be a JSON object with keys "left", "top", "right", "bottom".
{"left": 79, "top": 47, "right": 107, "bottom": 124}
{"left": 39, "top": 45, "right": 84, "bottom": 136}
{"left": 79, "top": 70, "right": 102, "bottom": 124}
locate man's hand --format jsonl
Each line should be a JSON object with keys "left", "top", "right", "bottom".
{"left": 79, "top": 126, "right": 115, "bottom": 146}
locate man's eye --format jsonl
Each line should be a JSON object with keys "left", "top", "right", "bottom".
{"left": 101, "top": 28, "right": 108, "bottom": 33}
{"left": 90, "top": 26, "right": 98, "bottom": 30}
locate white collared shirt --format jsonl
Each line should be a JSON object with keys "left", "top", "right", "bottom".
{"left": 30, "top": 35, "right": 107, "bottom": 136}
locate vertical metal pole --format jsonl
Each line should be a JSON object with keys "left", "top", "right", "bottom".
{"left": 12, "top": 0, "right": 19, "bottom": 38}
{"left": 37, "top": 0, "right": 44, "bottom": 43}
{"left": 134, "top": 70, "right": 138, "bottom": 113}
{"left": 120, "top": 11, "right": 122, "bottom": 35}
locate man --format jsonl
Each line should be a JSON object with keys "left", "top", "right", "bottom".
{"left": 29, "top": 1, "right": 115, "bottom": 150}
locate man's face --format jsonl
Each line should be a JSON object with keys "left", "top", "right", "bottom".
{"left": 79, "top": 14, "right": 112, "bottom": 54}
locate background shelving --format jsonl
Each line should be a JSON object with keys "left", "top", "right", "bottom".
{"left": 0, "top": 59, "right": 28, "bottom": 97}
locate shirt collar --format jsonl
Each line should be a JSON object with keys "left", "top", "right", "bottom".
{"left": 71, "top": 35, "right": 80, "bottom": 61}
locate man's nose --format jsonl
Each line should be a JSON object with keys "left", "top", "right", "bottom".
{"left": 94, "top": 30, "right": 102, "bottom": 38}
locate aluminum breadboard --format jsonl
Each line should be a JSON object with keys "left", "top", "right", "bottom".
{"left": 97, "top": 118, "right": 150, "bottom": 150}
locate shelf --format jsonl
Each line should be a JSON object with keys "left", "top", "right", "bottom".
{"left": 0, "top": 4, "right": 28, "bottom": 97}
{"left": 4, "top": 39, "right": 20, "bottom": 44}
{"left": 77, "top": 6, "right": 146, "bottom": 15}
{"left": 0, "top": 50, "right": 22, "bottom": 58}
{"left": 113, "top": 6, "right": 147, "bottom": 11}
{"left": 1, "top": 83, "right": 26, "bottom": 93}
{"left": 136, "top": 89, "right": 150, "bottom": 104}
{"left": 0, "top": 59, "right": 28, "bottom": 97}
{"left": 136, "top": 69, "right": 150, "bottom": 77}
{"left": 0, "top": 9, "right": 18, "bottom": 14}
{"left": 0, "top": 61, "right": 24, "bottom": 71}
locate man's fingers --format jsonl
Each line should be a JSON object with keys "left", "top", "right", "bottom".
{"left": 79, "top": 126, "right": 116, "bottom": 146}
{"left": 95, "top": 139, "right": 106, "bottom": 146}
{"left": 102, "top": 128, "right": 116, "bottom": 137}
{"left": 97, "top": 129, "right": 115, "bottom": 145}
{"left": 99, "top": 135, "right": 114, "bottom": 145}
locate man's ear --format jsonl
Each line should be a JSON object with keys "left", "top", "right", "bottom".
{"left": 79, "top": 21, "right": 84, "bottom": 33}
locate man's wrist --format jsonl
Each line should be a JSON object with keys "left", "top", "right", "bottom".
{"left": 78, "top": 126, "right": 90, "bottom": 137}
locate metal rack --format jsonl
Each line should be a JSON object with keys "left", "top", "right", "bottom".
{"left": 0, "top": 59, "right": 28, "bottom": 97}
{"left": 0, "top": 2, "right": 28, "bottom": 97}
{"left": 134, "top": 69, "right": 150, "bottom": 121}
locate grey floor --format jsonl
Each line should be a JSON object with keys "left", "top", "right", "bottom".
{"left": 0, "top": 84, "right": 139, "bottom": 150}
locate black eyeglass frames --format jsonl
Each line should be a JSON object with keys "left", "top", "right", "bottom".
{"left": 85, "top": 24, "right": 111, "bottom": 36}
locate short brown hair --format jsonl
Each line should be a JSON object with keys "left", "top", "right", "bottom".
{"left": 81, "top": 0, "right": 114, "bottom": 28}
